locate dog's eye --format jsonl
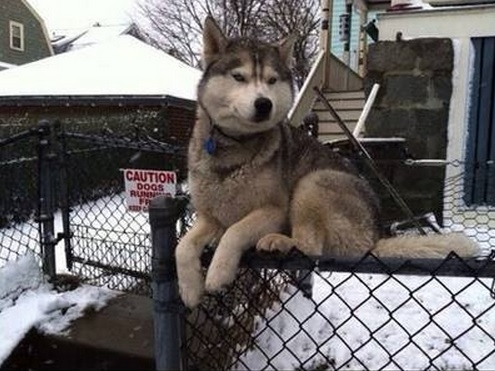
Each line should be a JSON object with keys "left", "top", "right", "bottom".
{"left": 232, "top": 73, "right": 246, "bottom": 82}
{"left": 267, "top": 77, "right": 278, "bottom": 85}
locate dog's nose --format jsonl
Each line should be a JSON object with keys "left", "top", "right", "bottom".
{"left": 254, "top": 97, "right": 272, "bottom": 121}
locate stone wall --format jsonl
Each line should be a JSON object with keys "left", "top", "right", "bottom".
{"left": 0, "top": 102, "right": 195, "bottom": 162}
{"left": 0, "top": 103, "right": 195, "bottom": 144}
{"left": 364, "top": 38, "right": 453, "bottom": 226}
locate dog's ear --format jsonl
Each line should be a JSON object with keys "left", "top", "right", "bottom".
{"left": 202, "top": 16, "right": 227, "bottom": 69}
{"left": 277, "top": 34, "right": 297, "bottom": 68}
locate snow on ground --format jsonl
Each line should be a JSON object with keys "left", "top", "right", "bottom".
{"left": 239, "top": 271, "right": 495, "bottom": 370}
{"left": 0, "top": 254, "right": 119, "bottom": 366}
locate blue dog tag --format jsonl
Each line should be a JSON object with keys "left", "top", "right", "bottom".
{"left": 204, "top": 137, "right": 216, "bottom": 155}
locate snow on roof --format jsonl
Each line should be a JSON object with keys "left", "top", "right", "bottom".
{"left": 0, "top": 35, "right": 201, "bottom": 101}
{"left": 0, "top": 61, "right": 16, "bottom": 70}
{"left": 52, "top": 24, "right": 135, "bottom": 53}
{"left": 26, "top": 0, "right": 136, "bottom": 35}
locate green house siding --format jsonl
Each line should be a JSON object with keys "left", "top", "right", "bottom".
{"left": 330, "top": 1, "right": 363, "bottom": 71}
{"left": 330, "top": 0, "right": 346, "bottom": 60}
{"left": 0, "top": 0, "right": 52, "bottom": 66}
{"left": 330, "top": 1, "right": 377, "bottom": 72}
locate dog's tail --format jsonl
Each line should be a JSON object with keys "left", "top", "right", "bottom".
{"left": 372, "top": 232, "right": 480, "bottom": 259}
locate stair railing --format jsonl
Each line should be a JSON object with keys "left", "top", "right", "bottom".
{"left": 288, "top": 51, "right": 325, "bottom": 126}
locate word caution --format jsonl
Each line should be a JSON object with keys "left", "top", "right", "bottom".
{"left": 123, "top": 169, "right": 176, "bottom": 212}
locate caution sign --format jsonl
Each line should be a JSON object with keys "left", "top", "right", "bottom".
{"left": 123, "top": 169, "right": 176, "bottom": 212}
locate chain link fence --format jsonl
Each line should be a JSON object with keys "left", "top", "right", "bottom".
{"left": 1, "top": 120, "right": 495, "bottom": 369}
{"left": 183, "top": 250, "right": 495, "bottom": 370}
{"left": 58, "top": 125, "right": 187, "bottom": 295}
{"left": 0, "top": 121, "right": 187, "bottom": 296}
{"left": 0, "top": 128, "right": 43, "bottom": 266}
{"left": 167, "top": 159, "right": 495, "bottom": 371}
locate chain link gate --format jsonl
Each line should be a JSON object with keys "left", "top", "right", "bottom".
{"left": 0, "top": 122, "right": 63, "bottom": 276}
{"left": 1, "top": 120, "right": 187, "bottom": 296}
{"left": 56, "top": 122, "right": 186, "bottom": 295}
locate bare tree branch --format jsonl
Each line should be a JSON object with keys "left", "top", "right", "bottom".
{"left": 133, "top": 0, "right": 319, "bottom": 86}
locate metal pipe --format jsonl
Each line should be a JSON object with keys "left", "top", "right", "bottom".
{"left": 313, "top": 87, "right": 427, "bottom": 235}
{"left": 353, "top": 83, "right": 380, "bottom": 138}
{"left": 37, "top": 120, "right": 57, "bottom": 278}
{"left": 149, "top": 195, "right": 184, "bottom": 371}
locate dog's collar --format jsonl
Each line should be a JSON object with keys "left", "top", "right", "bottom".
{"left": 204, "top": 120, "right": 263, "bottom": 155}
{"left": 198, "top": 99, "right": 278, "bottom": 155}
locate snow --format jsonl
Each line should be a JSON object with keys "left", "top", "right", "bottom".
{"left": 27, "top": 0, "right": 138, "bottom": 35}
{"left": 0, "top": 61, "right": 16, "bottom": 70}
{"left": 0, "top": 35, "right": 201, "bottom": 100}
{"left": 390, "top": 0, "right": 434, "bottom": 10}
{"left": 0, "top": 254, "right": 119, "bottom": 366}
{"left": 240, "top": 271, "right": 495, "bottom": 370}
{"left": 53, "top": 24, "right": 134, "bottom": 52}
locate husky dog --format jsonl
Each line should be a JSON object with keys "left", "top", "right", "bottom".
{"left": 175, "top": 17, "right": 478, "bottom": 308}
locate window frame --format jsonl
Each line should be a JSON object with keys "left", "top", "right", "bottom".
{"left": 9, "top": 21, "right": 25, "bottom": 51}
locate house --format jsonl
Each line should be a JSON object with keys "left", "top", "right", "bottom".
{"left": 376, "top": 1, "right": 495, "bottom": 208}
{"left": 0, "top": 0, "right": 53, "bottom": 71}
{"left": 328, "top": 0, "right": 388, "bottom": 74}
{"left": 290, "top": 0, "right": 389, "bottom": 142}
{"left": 0, "top": 35, "right": 201, "bottom": 165}
{"left": 293, "top": 0, "right": 494, "bottom": 233}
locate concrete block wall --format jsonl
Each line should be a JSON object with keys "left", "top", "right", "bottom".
{"left": 364, "top": 38, "right": 453, "bottom": 226}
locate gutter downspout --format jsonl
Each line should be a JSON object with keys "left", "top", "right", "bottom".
{"left": 320, "top": 0, "right": 332, "bottom": 88}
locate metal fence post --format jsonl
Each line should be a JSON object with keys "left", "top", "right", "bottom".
{"left": 149, "top": 195, "right": 184, "bottom": 371}
{"left": 54, "top": 121, "right": 73, "bottom": 270}
{"left": 37, "top": 120, "right": 57, "bottom": 279}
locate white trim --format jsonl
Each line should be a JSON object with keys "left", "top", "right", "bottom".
{"left": 21, "top": 0, "right": 54, "bottom": 56}
{"left": 9, "top": 21, "right": 25, "bottom": 51}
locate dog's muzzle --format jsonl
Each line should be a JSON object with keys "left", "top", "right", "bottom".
{"left": 253, "top": 97, "right": 272, "bottom": 122}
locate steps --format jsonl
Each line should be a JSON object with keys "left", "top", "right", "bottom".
{"left": 3, "top": 293, "right": 155, "bottom": 370}
{"left": 312, "top": 90, "right": 365, "bottom": 143}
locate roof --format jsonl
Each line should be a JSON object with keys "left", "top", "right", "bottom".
{"left": 0, "top": 35, "right": 201, "bottom": 102}
{"left": 52, "top": 23, "right": 139, "bottom": 54}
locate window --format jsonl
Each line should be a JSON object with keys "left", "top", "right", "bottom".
{"left": 464, "top": 37, "right": 495, "bottom": 206}
{"left": 9, "top": 21, "right": 24, "bottom": 51}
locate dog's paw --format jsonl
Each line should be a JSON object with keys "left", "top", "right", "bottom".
{"left": 176, "top": 248, "right": 205, "bottom": 308}
{"left": 178, "top": 275, "right": 205, "bottom": 309}
{"left": 257, "top": 233, "right": 296, "bottom": 253}
{"left": 204, "top": 264, "right": 236, "bottom": 293}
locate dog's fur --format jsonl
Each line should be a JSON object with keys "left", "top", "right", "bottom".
{"left": 175, "top": 17, "right": 479, "bottom": 308}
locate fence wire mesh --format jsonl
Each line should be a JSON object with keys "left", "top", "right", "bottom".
{"left": 185, "top": 251, "right": 495, "bottom": 371}
{"left": 0, "top": 131, "right": 41, "bottom": 266}
{"left": 180, "top": 159, "right": 495, "bottom": 371}
{"left": 59, "top": 127, "right": 186, "bottom": 295}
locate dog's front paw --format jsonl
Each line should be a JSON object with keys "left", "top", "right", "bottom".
{"left": 204, "top": 263, "right": 237, "bottom": 293}
{"left": 178, "top": 275, "right": 205, "bottom": 309}
{"left": 176, "top": 246, "right": 205, "bottom": 308}
{"left": 257, "top": 233, "right": 295, "bottom": 253}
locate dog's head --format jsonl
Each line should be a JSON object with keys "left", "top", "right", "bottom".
{"left": 198, "top": 17, "right": 295, "bottom": 135}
